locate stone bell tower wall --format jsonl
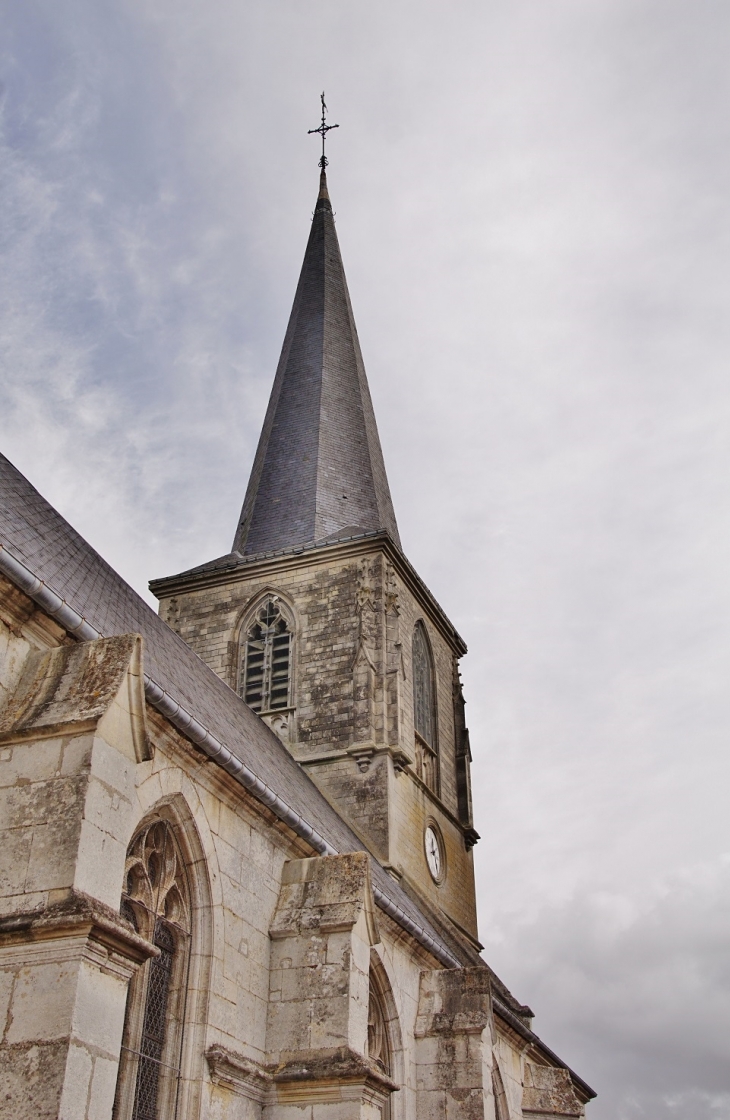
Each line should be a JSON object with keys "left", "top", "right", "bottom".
{"left": 153, "top": 535, "right": 479, "bottom": 943}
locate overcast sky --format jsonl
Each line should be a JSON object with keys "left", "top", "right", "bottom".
{"left": 2, "top": 2, "right": 729, "bottom": 1116}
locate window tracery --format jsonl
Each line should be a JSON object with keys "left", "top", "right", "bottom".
{"left": 114, "top": 821, "right": 192, "bottom": 1120}
{"left": 412, "top": 621, "right": 439, "bottom": 794}
{"left": 239, "top": 597, "right": 292, "bottom": 714}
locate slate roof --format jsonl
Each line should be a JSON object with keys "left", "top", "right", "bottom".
{"left": 232, "top": 172, "right": 401, "bottom": 555}
{"left": 0, "top": 450, "right": 468, "bottom": 968}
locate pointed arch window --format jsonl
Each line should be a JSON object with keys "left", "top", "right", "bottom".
{"left": 239, "top": 597, "right": 293, "bottom": 713}
{"left": 412, "top": 621, "right": 439, "bottom": 795}
{"left": 493, "top": 1065, "right": 510, "bottom": 1120}
{"left": 367, "top": 967, "right": 397, "bottom": 1120}
{"left": 113, "top": 821, "right": 192, "bottom": 1120}
{"left": 367, "top": 972, "right": 391, "bottom": 1076}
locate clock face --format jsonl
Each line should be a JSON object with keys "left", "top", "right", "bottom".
{"left": 424, "top": 826, "right": 443, "bottom": 882}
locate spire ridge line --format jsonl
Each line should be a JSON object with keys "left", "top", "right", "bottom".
{"left": 231, "top": 153, "right": 400, "bottom": 557}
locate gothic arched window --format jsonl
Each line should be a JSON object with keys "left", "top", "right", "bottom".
{"left": 239, "top": 597, "right": 292, "bottom": 714}
{"left": 367, "top": 964, "right": 399, "bottom": 1120}
{"left": 493, "top": 1064, "right": 510, "bottom": 1120}
{"left": 367, "top": 972, "right": 391, "bottom": 1076}
{"left": 412, "top": 621, "right": 439, "bottom": 794}
{"left": 113, "top": 821, "right": 192, "bottom": 1120}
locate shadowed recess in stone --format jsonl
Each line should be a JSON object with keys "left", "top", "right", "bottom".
{"left": 232, "top": 172, "right": 401, "bottom": 555}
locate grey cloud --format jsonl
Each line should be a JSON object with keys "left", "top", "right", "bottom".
{"left": 486, "top": 861, "right": 730, "bottom": 1117}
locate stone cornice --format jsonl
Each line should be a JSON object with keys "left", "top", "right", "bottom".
{"left": 294, "top": 743, "right": 479, "bottom": 851}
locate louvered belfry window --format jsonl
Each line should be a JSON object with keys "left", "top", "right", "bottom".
{"left": 412, "top": 622, "right": 439, "bottom": 794}
{"left": 113, "top": 821, "right": 192, "bottom": 1120}
{"left": 240, "top": 598, "right": 292, "bottom": 713}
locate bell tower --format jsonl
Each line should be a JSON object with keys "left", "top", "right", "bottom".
{"left": 151, "top": 152, "right": 480, "bottom": 945}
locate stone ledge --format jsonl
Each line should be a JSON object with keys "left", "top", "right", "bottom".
{"left": 206, "top": 1045, "right": 272, "bottom": 1103}
{"left": 0, "top": 889, "right": 157, "bottom": 964}
{"left": 272, "top": 1046, "right": 398, "bottom": 1102}
{"left": 205, "top": 1044, "right": 398, "bottom": 1105}
{"left": 295, "top": 742, "right": 414, "bottom": 778}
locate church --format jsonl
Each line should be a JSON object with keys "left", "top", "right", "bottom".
{"left": 0, "top": 149, "right": 595, "bottom": 1119}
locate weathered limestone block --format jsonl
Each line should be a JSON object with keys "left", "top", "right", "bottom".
{"left": 267, "top": 851, "right": 378, "bottom": 1059}
{"left": 522, "top": 1062, "right": 584, "bottom": 1118}
{"left": 0, "top": 893, "right": 154, "bottom": 1120}
{"left": 206, "top": 1044, "right": 273, "bottom": 1120}
{"left": 264, "top": 852, "right": 395, "bottom": 1120}
{"left": 0, "top": 633, "right": 148, "bottom": 761}
{"left": 0, "top": 634, "right": 153, "bottom": 1120}
{"left": 0, "top": 634, "right": 149, "bottom": 912}
{"left": 268, "top": 1049, "right": 395, "bottom": 1120}
{"left": 415, "top": 966, "right": 493, "bottom": 1120}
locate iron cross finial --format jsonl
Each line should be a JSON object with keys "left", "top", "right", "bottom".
{"left": 308, "top": 92, "right": 339, "bottom": 170}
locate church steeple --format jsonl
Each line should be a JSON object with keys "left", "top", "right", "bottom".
{"left": 151, "top": 150, "right": 479, "bottom": 937}
{"left": 232, "top": 169, "right": 400, "bottom": 556}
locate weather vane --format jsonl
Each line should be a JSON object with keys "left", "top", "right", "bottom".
{"left": 308, "top": 92, "right": 339, "bottom": 170}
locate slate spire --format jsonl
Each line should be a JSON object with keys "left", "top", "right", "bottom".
{"left": 232, "top": 171, "right": 401, "bottom": 555}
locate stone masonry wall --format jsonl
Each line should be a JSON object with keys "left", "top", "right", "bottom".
{"left": 0, "top": 575, "right": 588, "bottom": 1120}
{"left": 156, "top": 543, "right": 478, "bottom": 937}
{"left": 0, "top": 594, "right": 482, "bottom": 1120}
{"left": 158, "top": 548, "right": 463, "bottom": 810}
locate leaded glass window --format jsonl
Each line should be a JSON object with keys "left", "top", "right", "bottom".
{"left": 113, "top": 821, "right": 192, "bottom": 1120}
{"left": 413, "top": 622, "right": 439, "bottom": 794}
{"left": 132, "top": 922, "right": 174, "bottom": 1120}
{"left": 239, "top": 598, "right": 292, "bottom": 713}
